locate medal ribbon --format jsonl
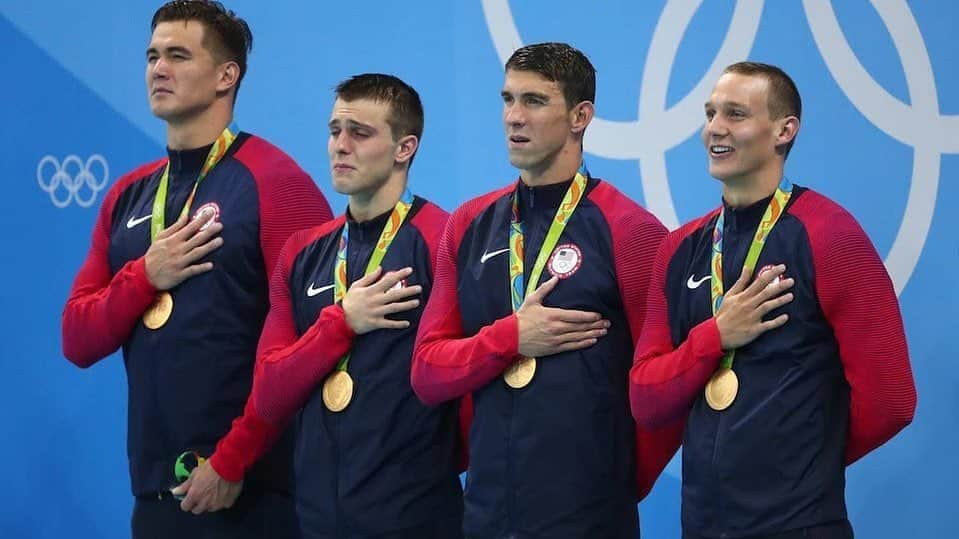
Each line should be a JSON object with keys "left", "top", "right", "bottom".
{"left": 150, "top": 122, "right": 240, "bottom": 242}
{"left": 710, "top": 177, "right": 793, "bottom": 369}
{"left": 509, "top": 163, "right": 589, "bottom": 313}
{"left": 332, "top": 188, "right": 415, "bottom": 372}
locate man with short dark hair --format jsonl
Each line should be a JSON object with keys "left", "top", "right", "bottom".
{"left": 630, "top": 61, "right": 917, "bottom": 538}
{"left": 246, "top": 73, "right": 463, "bottom": 538}
{"left": 412, "top": 42, "right": 678, "bottom": 538}
{"left": 61, "top": 1, "right": 332, "bottom": 536}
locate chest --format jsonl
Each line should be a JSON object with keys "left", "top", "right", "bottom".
{"left": 456, "top": 201, "right": 621, "bottom": 336}
{"left": 108, "top": 162, "right": 261, "bottom": 275}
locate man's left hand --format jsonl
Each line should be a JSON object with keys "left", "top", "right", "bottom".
{"left": 170, "top": 461, "right": 243, "bottom": 514}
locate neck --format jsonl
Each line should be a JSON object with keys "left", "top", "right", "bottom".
{"left": 721, "top": 167, "right": 784, "bottom": 208}
{"left": 519, "top": 143, "right": 582, "bottom": 187}
{"left": 166, "top": 102, "right": 233, "bottom": 150}
{"left": 348, "top": 171, "right": 408, "bottom": 222}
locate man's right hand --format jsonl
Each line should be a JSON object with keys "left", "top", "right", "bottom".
{"left": 342, "top": 266, "right": 422, "bottom": 335}
{"left": 145, "top": 211, "right": 223, "bottom": 290}
{"left": 715, "top": 264, "right": 795, "bottom": 350}
{"left": 516, "top": 276, "right": 609, "bottom": 358}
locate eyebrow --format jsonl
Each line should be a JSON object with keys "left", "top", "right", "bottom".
{"left": 146, "top": 45, "right": 192, "bottom": 57}
{"left": 704, "top": 100, "right": 749, "bottom": 109}
{"left": 502, "top": 90, "right": 551, "bottom": 101}
{"left": 328, "top": 118, "right": 376, "bottom": 131}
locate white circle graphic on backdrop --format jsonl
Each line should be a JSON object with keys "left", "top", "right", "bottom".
{"left": 482, "top": 0, "right": 953, "bottom": 295}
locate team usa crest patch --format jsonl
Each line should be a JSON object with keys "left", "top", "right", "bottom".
{"left": 548, "top": 243, "right": 582, "bottom": 279}
{"left": 192, "top": 202, "right": 220, "bottom": 230}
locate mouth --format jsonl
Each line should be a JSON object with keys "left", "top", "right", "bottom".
{"left": 332, "top": 163, "right": 355, "bottom": 173}
{"left": 709, "top": 145, "right": 734, "bottom": 158}
{"left": 151, "top": 88, "right": 173, "bottom": 97}
{"left": 508, "top": 134, "right": 531, "bottom": 148}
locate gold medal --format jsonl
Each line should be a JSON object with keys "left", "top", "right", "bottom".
{"left": 142, "top": 291, "right": 173, "bottom": 330}
{"left": 322, "top": 370, "right": 354, "bottom": 412}
{"left": 705, "top": 367, "right": 739, "bottom": 411}
{"left": 503, "top": 356, "right": 536, "bottom": 389}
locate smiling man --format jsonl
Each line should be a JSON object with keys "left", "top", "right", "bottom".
{"left": 629, "top": 62, "right": 917, "bottom": 538}
{"left": 244, "top": 73, "right": 463, "bottom": 538}
{"left": 61, "top": 1, "right": 331, "bottom": 537}
{"left": 411, "top": 42, "right": 679, "bottom": 538}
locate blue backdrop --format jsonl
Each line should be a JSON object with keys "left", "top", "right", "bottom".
{"left": 1, "top": 1, "right": 954, "bottom": 537}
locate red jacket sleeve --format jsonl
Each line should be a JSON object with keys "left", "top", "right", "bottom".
{"left": 592, "top": 183, "right": 683, "bottom": 500}
{"left": 209, "top": 145, "right": 334, "bottom": 481}
{"left": 795, "top": 193, "right": 916, "bottom": 465}
{"left": 411, "top": 190, "right": 521, "bottom": 406}
{"left": 61, "top": 161, "right": 164, "bottom": 368}
{"left": 410, "top": 201, "right": 472, "bottom": 472}
{"left": 629, "top": 213, "right": 726, "bottom": 430}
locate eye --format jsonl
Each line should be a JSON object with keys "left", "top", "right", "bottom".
{"left": 502, "top": 95, "right": 514, "bottom": 105}
{"left": 705, "top": 109, "right": 715, "bottom": 120}
{"left": 524, "top": 96, "right": 544, "bottom": 106}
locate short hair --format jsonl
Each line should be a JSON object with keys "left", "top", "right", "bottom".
{"left": 151, "top": 1, "right": 253, "bottom": 98}
{"left": 723, "top": 61, "right": 802, "bottom": 157}
{"left": 505, "top": 42, "right": 596, "bottom": 109}
{"left": 334, "top": 73, "right": 425, "bottom": 145}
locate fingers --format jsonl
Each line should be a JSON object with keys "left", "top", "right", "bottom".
{"left": 382, "top": 284, "right": 422, "bottom": 303}
{"left": 377, "top": 298, "right": 420, "bottom": 315}
{"left": 373, "top": 267, "right": 414, "bottom": 292}
{"left": 524, "top": 276, "right": 559, "bottom": 305}
{"left": 352, "top": 266, "right": 384, "bottom": 289}
{"left": 170, "top": 475, "right": 192, "bottom": 498}
{"left": 555, "top": 326, "right": 609, "bottom": 344}
{"left": 156, "top": 211, "right": 190, "bottom": 240}
{"left": 759, "top": 313, "right": 789, "bottom": 331}
{"left": 182, "top": 221, "right": 223, "bottom": 251}
{"left": 744, "top": 264, "right": 786, "bottom": 297}
{"left": 178, "top": 262, "right": 215, "bottom": 280}
{"left": 725, "top": 265, "right": 751, "bottom": 295}
{"left": 183, "top": 236, "right": 224, "bottom": 264}
{"left": 550, "top": 307, "right": 603, "bottom": 324}
{"left": 758, "top": 291, "right": 794, "bottom": 316}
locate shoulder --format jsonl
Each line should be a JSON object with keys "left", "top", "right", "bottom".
{"left": 231, "top": 133, "right": 309, "bottom": 184}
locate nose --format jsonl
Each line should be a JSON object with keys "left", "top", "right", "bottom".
{"left": 705, "top": 114, "right": 728, "bottom": 138}
{"left": 150, "top": 57, "right": 169, "bottom": 80}
{"left": 504, "top": 102, "right": 525, "bottom": 128}
{"left": 332, "top": 130, "right": 352, "bottom": 154}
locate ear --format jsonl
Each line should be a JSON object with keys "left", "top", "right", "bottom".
{"left": 775, "top": 115, "right": 800, "bottom": 148}
{"left": 569, "top": 101, "right": 594, "bottom": 135}
{"left": 394, "top": 134, "right": 419, "bottom": 166}
{"left": 216, "top": 61, "right": 241, "bottom": 94}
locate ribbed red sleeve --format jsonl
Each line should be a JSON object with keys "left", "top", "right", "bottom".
{"left": 591, "top": 183, "right": 682, "bottom": 500}
{"left": 629, "top": 211, "right": 725, "bottom": 430}
{"left": 410, "top": 201, "right": 471, "bottom": 471}
{"left": 411, "top": 188, "right": 520, "bottom": 406}
{"left": 238, "top": 137, "right": 334, "bottom": 275}
{"left": 209, "top": 141, "right": 333, "bottom": 481}
{"left": 210, "top": 222, "right": 345, "bottom": 482}
{"left": 791, "top": 192, "right": 916, "bottom": 465}
{"left": 61, "top": 160, "right": 165, "bottom": 368}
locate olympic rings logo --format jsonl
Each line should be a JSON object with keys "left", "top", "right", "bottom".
{"left": 482, "top": 0, "right": 956, "bottom": 296}
{"left": 37, "top": 154, "right": 110, "bottom": 209}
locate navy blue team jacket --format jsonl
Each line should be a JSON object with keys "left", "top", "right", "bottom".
{"left": 630, "top": 186, "right": 915, "bottom": 538}
{"left": 413, "top": 177, "right": 680, "bottom": 538}
{"left": 63, "top": 133, "right": 333, "bottom": 496}
{"left": 250, "top": 197, "right": 464, "bottom": 538}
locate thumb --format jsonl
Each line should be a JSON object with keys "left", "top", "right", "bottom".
{"left": 170, "top": 473, "right": 193, "bottom": 497}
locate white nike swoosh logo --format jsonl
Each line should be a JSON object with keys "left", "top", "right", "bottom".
{"left": 126, "top": 214, "right": 152, "bottom": 229}
{"left": 480, "top": 248, "right": 510, "bottom": 264}
{"left": 687, "top": 274, "right": 710, "bottom": 289}
{"left": 306, "top": 283, "right": 335, "bottom": 297}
